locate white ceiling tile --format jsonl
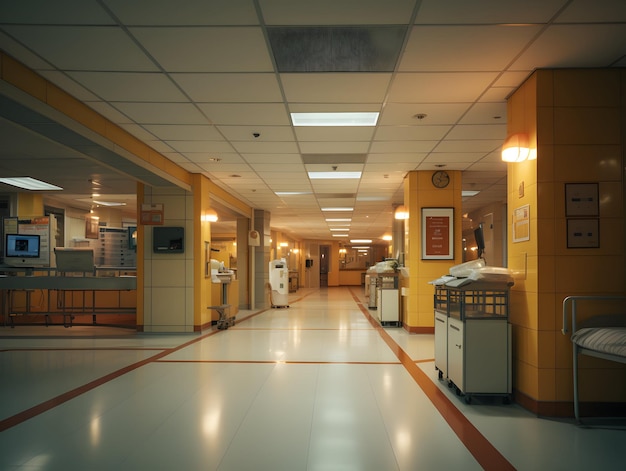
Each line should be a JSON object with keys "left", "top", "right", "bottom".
{"left": 388, "top": 72, "right": 499, "bottom": 102}
{"left": 414, "top": 0, "right": 565, "bottom": 23}
{"left": 374, "top": 125, "right": 450, "bottom": 141}
{"left": 231, "top": 141, "right": 300, "bottom": 154}
{"left": 370, "top": 140, "right": 438, "bottom": 153}
{"left": 68, "top": 72, "right": 187, "bottom": 102}
{"left": 130, "top": 27, "right": 273, "bottom": 72}
{"left": 113, "top": 102, "right": 209, "bottom": 124}
{"left": 2, "top": 25, "right": 157, "bottom": 71}
{"left": 281, "top": 73, "right": 391, "bottom": 102}
{"left": 423, "top": 152, "right": 492, "bottom": 163}
{"left": 106, "top": 0, "right": 259, "bottom": 25}
{"left": 197, "top": 103, "right": 290, "bottom": 126}
{"left": 218, "top": 126, "right": 295, "bottom": 141}
{"left": 294, "top": 127, "right": 375, "bottom": 142}
{"left": 167, "top": 141, "right": 234, "bottom": 153}
{"left": 459, "top": 103, "right": 508, "bottom": 124}
{"left": 143, "top": 125, "right": 221, "bottom": 141}
{"left": 512, "top": 24, "right": 626, "bottom": 70}
{"left": 182, "top": 153, "right": 246, "bottom": 164}
{"left": 556, "top": 0, "right": 626, "bottom": 22}
{"left": 172, "top": 73, "right": 283, "bottom": 102}
{"left": 446, "top": 124, "right": 508, "bottom": 140}
{"left": 366, "top": 153, "right": 426, "bottom": 164}
{"left": 379, "top": 103, "right": 472, "bottom": 125}
{"left": 242, "top": 154, "right": 302, "bottom": 164}
{"left": 260, "top": 0, "right": 416, "bottom": 24}
{"left": 401, "top": 25, "right": 541, "bottom": 72}
{"left": 298, "top": 142, "right": 371, "bottom": 154}
{"left": 249, "top": 164, "right": 305, "bottom": 173}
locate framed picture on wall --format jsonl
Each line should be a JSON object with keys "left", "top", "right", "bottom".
{"left": 421, "top": 207, "right": 454, "bottom": 260}
{"left": 512, "top": 204, "right": 530, "bottom": 243}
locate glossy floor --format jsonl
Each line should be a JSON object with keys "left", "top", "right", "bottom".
{"left": 0, "top": 287, "right": 624, "bottom": 470}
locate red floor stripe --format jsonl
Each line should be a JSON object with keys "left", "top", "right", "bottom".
{"left": 0, "top": 327, "right": 220, "bottom": 432}
{"left": 349, "top": 287, "right": 515, "bottom": 471}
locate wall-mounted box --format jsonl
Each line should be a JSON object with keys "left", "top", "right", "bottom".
{"left": 153, "top": 226, "right": 184, "bottom": 254}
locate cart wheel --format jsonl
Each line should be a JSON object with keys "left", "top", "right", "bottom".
{"left": 455, "top": 386, "right": 461, "bottom": 396}
{"left": 438, "top": 370, "right": 443, "bottom": 380}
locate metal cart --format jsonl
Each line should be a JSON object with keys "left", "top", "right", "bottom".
{"left": 434, "top": 281, "right": 512, "bottom": 403}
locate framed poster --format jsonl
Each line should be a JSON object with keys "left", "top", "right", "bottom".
{"left": 512, "top": 204, "right": 530, "bottom": 243}
{"left": 421, "top": 208, "right": 454, "bottom": 260}
{"left": 565, "top": 183, "right": 599, "bottom": 217}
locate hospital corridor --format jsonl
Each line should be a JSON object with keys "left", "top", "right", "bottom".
{"left": 0, "top": 287, "right": 624, "bottom": 471}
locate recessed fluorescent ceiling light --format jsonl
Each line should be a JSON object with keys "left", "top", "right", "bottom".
{"left": 321, "top": 207, "right": 353, "bottom": 211}
{"left": 329, "top": 228, "right": 349, "bottom": 231}
{"left": 462, "top": 190, "right": 480, "bottom": 197}
{"left": 275, "top": 191, "right": 312, "bottom": 195}
{"left": 308, "top": 171, "right": 362, "bottom": 179}
{"left": 0, "top": 177, "right": 62, "bottom": 190}
{"left": 351, "top": 239, "right": 372, "bottom": 243}
{"left": 332, "top": 234, "right": 349, "bottom": 237}
{"left": 326, "top": 218, "right": 351, "bottom": 222}
{"left": 291, "top": 112, "right": 379, "bottom": 127}
{"left": 93, "top": 200, "right": 127, "bottom": 207}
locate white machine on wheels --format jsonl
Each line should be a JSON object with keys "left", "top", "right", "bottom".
{"left": 269, "top": 259, "right": 289, "bottom": 308}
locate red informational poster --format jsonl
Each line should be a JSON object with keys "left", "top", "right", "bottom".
{"left": 425, "top": 216, "right": 450, "bottom": 256}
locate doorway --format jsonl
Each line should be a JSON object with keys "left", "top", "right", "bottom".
{"left": 320, "top": 245, "right": 330, "bottom": 287}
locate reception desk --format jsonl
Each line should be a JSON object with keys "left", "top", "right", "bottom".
{"left": 0, "top": 268, "right": 136, "bottom": 327}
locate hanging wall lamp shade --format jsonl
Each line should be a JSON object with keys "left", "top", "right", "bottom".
{"left": 206, "top": 209, "right": 218, "bottom": 222}
{"left": 501, "top": 133, "right": 530, "bottom": 162}
{"left": 394, "top": 205, "right": 409, "bottom": 220}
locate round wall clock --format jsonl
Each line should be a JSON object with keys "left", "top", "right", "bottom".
{"left": 432, "top": 170, "right": 450, "bottom": 188}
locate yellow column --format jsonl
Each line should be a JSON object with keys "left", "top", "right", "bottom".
{"left": 507, "top": 69, "right": 626, "bottom": 415}
{"left": 17, "top": 193, "right": 44, "bottom": 217}
{"left": 192, "top": 173, "right": 214, "bottom": 329}
{"left": 403, "top": 170, "right": 463, "bottom": 333}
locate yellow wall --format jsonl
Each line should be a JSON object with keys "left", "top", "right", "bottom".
{"left": 17, "top": 194, "right": 44, "bottom": 218}
{"left": 507, "top": 69, "right": 626, "bottom": 411}
{"left": 403, "top": 170, "right": 463, "bottom": 331}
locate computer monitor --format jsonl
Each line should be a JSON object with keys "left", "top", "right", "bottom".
{"left": 474, "top": 224, "right": 486, "bottom": 260}
{"left": 5, "top": 233, "right": 40, "bottom": 259}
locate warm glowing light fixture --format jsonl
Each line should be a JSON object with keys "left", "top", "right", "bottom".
{"left": 394, "top": 205, "right": 409, "bottom": 220}
{"left": 206, "top": 209, "right": 218, "bottom": 222}
{"left": 501, "top": 133, "right": 530, "bottom": 162}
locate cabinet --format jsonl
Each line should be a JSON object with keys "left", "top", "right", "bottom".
{"left": 434, "top": 309, "right": 448, "bottom": 378}
{"left": 434, "top": 283, "right": 511, "bottom": 402}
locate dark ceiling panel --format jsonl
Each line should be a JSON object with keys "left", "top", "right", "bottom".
{"left": 267, "top": 26, "right": 407, "bottom": 72}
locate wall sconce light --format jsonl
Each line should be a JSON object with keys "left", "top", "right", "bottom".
{"left": 206, "top": 209, "right": 218, "bottom": 222}
{"left": 501, "top": 133, "right": 530, "bottom": 162}
{"left": 394, "top": 205, "right": 409, "bottom": 220}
